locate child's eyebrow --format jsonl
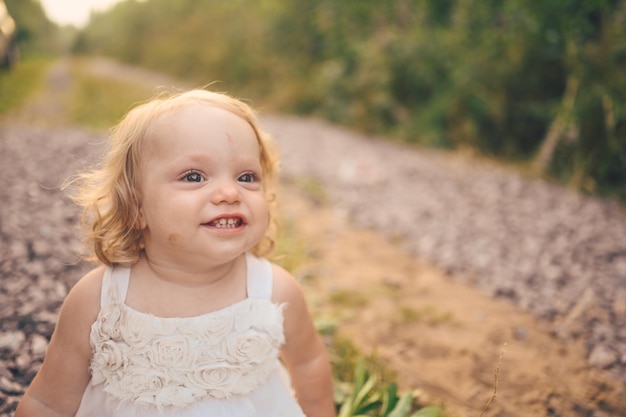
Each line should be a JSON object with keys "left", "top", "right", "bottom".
{"left": 236, "top": 155, "right": 263, "bottom": 165}
{"left": 165, "top": 154, "right": 213, "bottom": 168}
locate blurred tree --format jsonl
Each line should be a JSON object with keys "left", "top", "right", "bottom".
{"left": 5, "top": 0, "right": 60, "bottom": 55}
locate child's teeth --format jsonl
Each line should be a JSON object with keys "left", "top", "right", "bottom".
{"left": 214, "top": 218, "right": 239, "bottom": 228}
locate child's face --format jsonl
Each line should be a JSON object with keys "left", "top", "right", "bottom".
{"left": 136, "top": 103, "right": 269, "bottom": 267}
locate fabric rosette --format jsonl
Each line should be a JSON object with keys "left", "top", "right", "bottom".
{"left": 199, "top": 313, "right": 236, "bottom": 346}
{"left": 91, "top": 304, "right": 122, "bottom": 344}
{"left": 90, "top": 340, "right": 128, "bottom": 385}
{"left": 225, "top": 330, "right": 276, "bottom": 365}
{"left": 190, "top": 363, "right": 242, "bottom": 398}
{"left": 117, "top": 310, "right": 155, "bottom": 350}
{"left": 148, "top": 334, "right": 198, "bottom": 370}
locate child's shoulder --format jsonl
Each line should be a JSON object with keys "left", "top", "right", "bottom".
{"left": 50, "top": 266, "right": 107, "bottom": 357}
{"left": 268, "top": 261, "right": 305, "bottom": 304}
{"left": 63, "top": 265, "right": 106, "bottom": 315}
{"left": 71, "top": 265, "right": 106, "bottom": 293}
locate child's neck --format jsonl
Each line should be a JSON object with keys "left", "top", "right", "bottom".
{"left": 125, "top": 253, "right": 248, "bottom": 317}
{"left": 137, "top": 253, "right": 244, "bottom": 287}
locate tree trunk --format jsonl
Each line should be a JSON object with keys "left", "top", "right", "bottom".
{"left": 533, "top": 75, "right": 579, "bottom": 174}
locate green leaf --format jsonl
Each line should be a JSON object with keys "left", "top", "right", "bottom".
{"left": 380, "top": 383, "right": 399, "bottom": 415}
{"left": 353, "top": 374, "right": 378, "bottom": 410}
{"left": 337, "top": 397, "right": 354, "bottom": 417}
{"left": 386, "top": 392, "right": 414, "bottom": 417}
{"left": 357, "top": 397, "right": 383, "bottom": 415}
{"left": 353, "top": 359, "right": 368, "bottom": 392}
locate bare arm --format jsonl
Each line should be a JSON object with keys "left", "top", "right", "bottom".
{"left": 15, "top": 267, "right": 104, "bottom": 417}
{"left": 272, "top": 264, "right": 336, "bottom": 417}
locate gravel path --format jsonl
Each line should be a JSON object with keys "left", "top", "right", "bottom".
{"left": 1, "top": 58, "right": 625, "bottom": 415}
{"left": 0, "top": 124, "right": 99, "bottom": 413}
{"left": 262, "top": 115, "right": 626, "bottom": 380}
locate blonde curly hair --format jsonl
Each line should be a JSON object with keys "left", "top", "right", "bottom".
{"left": 66, "top": 89, "right": 279, "bottom": 266}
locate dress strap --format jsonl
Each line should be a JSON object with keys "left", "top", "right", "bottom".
{"left": 245, "top": 252, "right": 273, "bottom": 300}
{"left": 100, "top": 267, "right": 112, "bottom": 307}
{"left": 100, "top": 266, "right": 131, "bottom": 307}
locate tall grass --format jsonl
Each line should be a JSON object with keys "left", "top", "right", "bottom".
{"left": 66, "top": 60, "right": 154, "bottom": 129}
{"left": 0, "top": 57, "right": 51, "bottom": 117}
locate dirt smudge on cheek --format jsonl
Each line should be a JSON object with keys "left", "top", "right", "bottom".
{"left": 167, "top": 233, "right": 185, "bottom": 246}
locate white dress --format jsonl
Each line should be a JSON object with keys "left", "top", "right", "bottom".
{"left": 74, "top": 253, "right": 306, "bottom": 417}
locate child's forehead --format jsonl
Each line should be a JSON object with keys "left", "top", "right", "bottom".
{"left": 138, "top": 103, "right": 260, "bottom": 154}
{"left": 158, "top": 101, "right": 244, "bottom": 122}
{"left": 146, "top": 102, "right": 248, "bottom": 135}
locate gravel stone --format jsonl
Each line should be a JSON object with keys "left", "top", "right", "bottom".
{"left": 589, "top": 345, "right": 618, "bottom": 368}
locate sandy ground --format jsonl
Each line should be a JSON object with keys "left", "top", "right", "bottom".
{"left": 278, "top": 187, "right": 625, "bottom": 417}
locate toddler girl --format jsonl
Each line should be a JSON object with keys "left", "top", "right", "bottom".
{"left": 15, "top": 89, "right": 336, "bottom": 417}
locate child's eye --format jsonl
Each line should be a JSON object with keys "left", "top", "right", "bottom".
{"left": 238, "top": 172, "right": 258, "bottom": 183}
{"left": 181, "top": 171, "right": 205, "bottom": 182}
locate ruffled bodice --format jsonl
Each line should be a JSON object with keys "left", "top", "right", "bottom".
{"left": 75, "top": 253, "right": 305, "bottom": 417}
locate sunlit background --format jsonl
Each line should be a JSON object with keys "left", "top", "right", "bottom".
{"left": 39, "top": 0, "right": 123, "bottom": 27}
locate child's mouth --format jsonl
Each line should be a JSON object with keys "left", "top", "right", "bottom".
{"left": 207, "top": 217, "right": 244, "bottom": 228}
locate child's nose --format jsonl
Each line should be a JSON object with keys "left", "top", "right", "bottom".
{"left": 211, "top": 181, "right": 241, "bottom": 204}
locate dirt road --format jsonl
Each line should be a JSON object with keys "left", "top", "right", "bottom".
{"left": 1, "top": 58, "right": 625, "bottom": 416}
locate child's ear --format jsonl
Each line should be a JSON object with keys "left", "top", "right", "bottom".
{"left": 133, "top": 189, "right": 147, "bottom": 229}
{"left": 136, "top": 205, "right": 147, "bottom": 229}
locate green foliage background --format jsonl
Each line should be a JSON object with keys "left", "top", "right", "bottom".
{"left": 10, "top": 0, "right": 626, "bottom": 200}
{"left": 4, "top": 0, "right": 72, "bottom": 56}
